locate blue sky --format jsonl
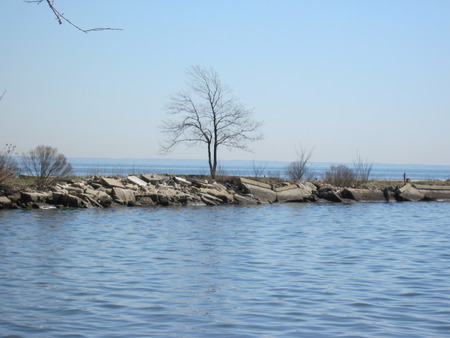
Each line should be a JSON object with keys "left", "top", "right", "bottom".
{"left": 1, "top": 0, "right": 449, "bottom": 165}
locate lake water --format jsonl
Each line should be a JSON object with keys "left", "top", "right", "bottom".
{"left": 67, "top": 157, "right": 450, "bottom": 181}
{"left": 1, "top": 202, "right": 450, "bottom": 337}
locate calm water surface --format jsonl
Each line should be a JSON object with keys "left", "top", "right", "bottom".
{"left": 1, "top": 203, "right": 450, "bottom": 337}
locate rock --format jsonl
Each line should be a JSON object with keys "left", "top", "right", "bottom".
{"left": 52, "top": 192, "right": 85, "bottom": 208}
{"left": 342, "top": 188, "right": 387, "bottom": 202}
{"left": 0, "top": 196, "right": 12, "bottom": 209}
{"left": 320, "top": 190, "right": 343, "bottom": 203}
{"left": 200, "top": 185, "right": 234, "bottom": 204}
{"left": 274, "top": 184, "right": 299, "bottom": 193}
{"left": 127, "top": 176, "right": 148, "bottom": 187}
{"left": 396, "top": 184, "right": 425, "bottom": 202}
{"left": 242, "top": 183, "right": 277, "bottom": 203}
{"left": 140, "top": 173, "right": 167, "bottom": 183}
{"left": 21, "top": 192, "right": 50, "bottom": 204}
{"left": 234, "top": 194, "right": 259, "bottom": 205}
{"left": 277, "top": 187, "right": 312, "bottom": 202}
{"left": 415, "top": 185, "right": 450, "bottom": 201}
{"left": 240, "top": 177, "right": 272, "bottom": 190}
{"left": 101, "top": 177, "right": 125, "bottom": 189}
{"left": 200, "top": 193, "right": 223, "bottom": 206}
{"left": 112, "top": 187, "right": 136, "bottom": 205}
{"left": 136, "top": 196, "right": 156, "bottom": 206}
{"left": 174, "top": 176, "right": 192, "bottom": 186}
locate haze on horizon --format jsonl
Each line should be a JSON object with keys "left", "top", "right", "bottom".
{"left": 1, "top": 0, "right": 449, "bottom": 165}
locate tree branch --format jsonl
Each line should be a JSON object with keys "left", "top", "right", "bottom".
{"left": 25, "top": 0, "right": 122, "bottom": 33}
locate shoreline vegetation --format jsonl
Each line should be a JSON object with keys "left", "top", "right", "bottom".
{"left": 1, "top": 173, "right": 450, "bottom": 210}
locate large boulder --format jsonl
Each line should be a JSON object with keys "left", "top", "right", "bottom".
{"left": 276, "top": 185, "right": 312, "bottom": 202}
{"left": 127, "top": 176, "right": 148, "bottom": 187}
{"left": 21, "top": 192, "right": 50, "bottom": 204}
{"left": 101, "top": 177, "right": 125, "bottom": 189}
{"left": 396, "top": 183, "right": 425, "bottom": 202}
{"left": 52, "top": 192, "right": 85, "bottom": 208}
{"left": 415, "top": 185, "right": 450, "bottom": 201}
{"left": 140, "top": 173, "right": 167, "bottom": 184}
{"left": 239, "top": 177, "right": 276, "bottom": 203}
{"left": 342, "top": 188, "right": 387, "bottom": 202}
{"left": 242, "top": 184, "right": 277, "bottom": 203}
{"left": 0, "top": 196, "right": 12, "bottom": 209}
{"left": 112, "top": 187, "right": 136, "bottom": 205}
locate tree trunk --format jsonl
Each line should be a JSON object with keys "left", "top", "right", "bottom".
{"left": 207, "top": 142, "right": 216, "bottom": 179}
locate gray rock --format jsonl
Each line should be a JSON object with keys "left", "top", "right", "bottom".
{"left": 234, "top": 194, "right": 259, "bottom": 205}
{"left": 242, "top": 183, "right": 277, "bottom": 203}
{"left": 277, "top": 187, "right": 312, "bottom": 202}
{"left": 101, "top": 177, "right": 125, "bottom": 189}
{"left": 112, "top": 187, "right": 136, "bottom": 205}
{"left": 140, "top": 173, "right": 167, "bottom": 183}
{"left": 0, "top": 196, "right": 12, "bottom": 209}
{"left": 342, "top": 188, "right": 387, "bottom": 202}
{"left": 396, "top": 184, "right": 425, "bottom": 202}
{"left": 127, "top": 176, "right": 148, "bottom": 187}
{"left": 21, "top": 192, "right": 50, "bottom": 203}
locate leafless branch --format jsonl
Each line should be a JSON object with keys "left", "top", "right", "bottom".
{"left": 25, "top": 0, "right": 122, "bottom": 33}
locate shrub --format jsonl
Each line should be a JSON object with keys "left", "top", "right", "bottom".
{"left": 22, "top": 145, "right": 73, "bottom": 190}
{"left": 324, "top": 165, "right": 356, "bottom": 187}
{"left": 0, "top": 144, "right": 19, "bottom": 185}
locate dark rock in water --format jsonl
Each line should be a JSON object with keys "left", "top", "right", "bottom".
{"left": 321, "top": 190, "right": 343, "bottom": 203}
{"left": 21, "top": 192, "right": 50, "bottom": 204}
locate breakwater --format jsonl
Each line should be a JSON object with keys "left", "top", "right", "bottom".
{"left": 1, "top": 174, "right": 450, "bottom": 210}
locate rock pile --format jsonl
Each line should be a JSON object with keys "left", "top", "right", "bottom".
{"left": 0, "top": 175, "right": 450, "bottom": 210}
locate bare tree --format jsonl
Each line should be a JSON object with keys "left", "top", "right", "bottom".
{"left": 286, "top": 145, "right": 314, "bottom": 182}
{"left": 0, "top": 144, "right": 19, "bottom": 185}
{"left": 25, "top": 0, "right": 121, "bottom": 33}
{"left": 252, "top": 160, "right": 268, "bottom": 178}
{"left": 0, "top": 89, "right": 5, "bottom": 101}
{"left": 161, "top": 65, "right": 263, "bottom": 179}
{"left": 22, "top": 145, "right": 73, "bottom": 190}
{"left": 353, "top": 152, "right": 373, "bottom": 184}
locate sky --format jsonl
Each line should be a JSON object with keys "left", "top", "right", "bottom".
{"left": 1, "top": 0, "right": 449, "bottom": 165}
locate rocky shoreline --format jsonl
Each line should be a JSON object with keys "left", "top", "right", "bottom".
{"left": 1, "top": 173, "right": 450, "bottom": 210}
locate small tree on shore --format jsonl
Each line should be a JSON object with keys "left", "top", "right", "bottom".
{"left": 286, "top": 145, "right": 314, "bottom": 181}
{"left": 353, "top": 152, "right": 373, "bottom": 183}
{"left": 161, "top": 65, "right": 263, "bottom": 179}
{"left": 0, "top": 144, "right": 19, "bottom": 185}
{"left": 22, "top": 145, "right": 73, "bottom": 190}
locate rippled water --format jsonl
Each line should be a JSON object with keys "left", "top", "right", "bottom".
{"left": 1, "top": 203, "right": 450, "bottom": 337}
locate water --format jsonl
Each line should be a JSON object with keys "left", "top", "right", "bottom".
{"left": 67, "top": 157, "right": 450, "bottom": 180}
{"left": 1, "top": 202, "right": 450, "bottom": 337}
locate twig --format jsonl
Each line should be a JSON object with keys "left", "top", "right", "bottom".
{"left": 25, "top": 0, "right": 122, "bottom": 33}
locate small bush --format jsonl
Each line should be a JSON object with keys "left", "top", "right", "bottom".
{"left": 22, "top": 145, "right": 73, "bottom": 190}
{"left": 324, "top": 165, "right": 356, "bottom": 187}
{"left": 0, "top": 144, "right": 19, "bottom": 185}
